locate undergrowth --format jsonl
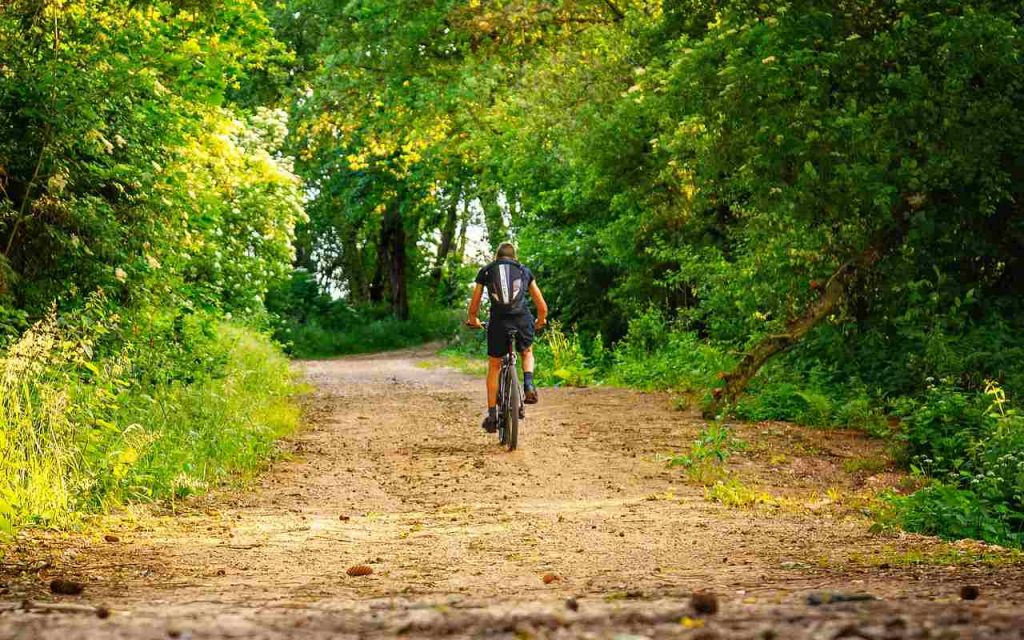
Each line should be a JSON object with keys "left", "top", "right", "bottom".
{"left": 439, "top": 305, "right": 1024, "bottom": 549}
{"left": 666, "top": 423, "right": 745, "bottom": 485}
{"left": 0, "top": 304, "right": 300, "bottom": 535}
{"left": 266, "top": 269, "right": 461, "bottom": 358}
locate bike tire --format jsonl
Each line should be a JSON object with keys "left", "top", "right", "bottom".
{"left": 506, "top": 374, "right": 520, "bottom": 451}
{"left": 498, "top": 366, "right": 510, "bottom": 445}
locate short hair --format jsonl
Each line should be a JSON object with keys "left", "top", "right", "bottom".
{"left": 495, "top": 242, "right": 517, "bottom": 260}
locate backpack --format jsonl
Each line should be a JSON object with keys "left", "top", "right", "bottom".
{"left": 486, "top": 260, "right": 527, "bottom": 312}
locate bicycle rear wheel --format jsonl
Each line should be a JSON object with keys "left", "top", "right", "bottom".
{"left": 505, "top": 374, "right": 520, "bottom": 451}
{"left": 498, "top": 365, "right": 511, "bottom": 445}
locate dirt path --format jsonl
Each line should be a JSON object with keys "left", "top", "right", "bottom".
{"left": 2, "top": 347, "right": 1023, "bottom": 639}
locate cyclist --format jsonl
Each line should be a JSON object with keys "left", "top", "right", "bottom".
{"left": 465, "top": 242, "right": 548, "bottom": 433}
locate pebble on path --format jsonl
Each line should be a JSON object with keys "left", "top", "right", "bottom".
{"left": 50, "top": 578, "right": 84, "bottom": 596}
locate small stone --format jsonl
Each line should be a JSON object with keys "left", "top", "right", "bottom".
{"left": 339, "top": 515, "right": 350, "bottom": 521}
{"left": 49, "top": 578, "right": 84, "bottom": 595}
{"left": 691, "top": 591, "right": 719, "bottom": 615}
{"left": 542, "top": 573, "right": 560, "bottom": 584}
{"left": 96, "top": 606, "right": 111, "bottom": 619}
{"left": 104, "top": 535, "right": 120, "bottom": 543}
{"left": 565, "top": 597, "right": 579, "bottom": 612}
{"left": 215, "top": 568, "right": 227, "bottom": 576}
{"left": 960, "top": 585, "right": 980, "bottom": 600}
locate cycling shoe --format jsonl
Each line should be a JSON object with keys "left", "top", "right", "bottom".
{"left": 482, "top": 414, "right": 498, "bottom": 433}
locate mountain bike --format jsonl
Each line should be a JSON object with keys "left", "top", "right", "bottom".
{"left": 495, "top": 327, "right": 525, "bottom": 451}
{"left": 475, "top": 322, "right": 525, "bottom": 451}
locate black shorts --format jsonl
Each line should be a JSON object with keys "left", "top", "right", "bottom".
{"left": 487, "top": 313, "right": 535, "bottom": 358}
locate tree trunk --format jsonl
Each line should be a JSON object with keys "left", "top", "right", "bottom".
{"left": 455, "top": 198, "right": 470, "bottom": 262}
{"left": 368, "top": 240, "right": 386, "bottom": 304}
{"left": 379, "top": 202, "right": 409, "bottom": 320}
{"left": 705, "top": 244, "right": 887, "bottom": 418}
{"left": 342, "top": 226, "right": 369, "bottom": 303}
{"left": 431, "top": 189, "right": 460, "bottom": 284}
{"left": 480, "top": 186, "right": 506, "bottom": 248}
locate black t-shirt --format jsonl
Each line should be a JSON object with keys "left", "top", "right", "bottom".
{"left": 475, "top": 259, "right": 534, "bottom": 317}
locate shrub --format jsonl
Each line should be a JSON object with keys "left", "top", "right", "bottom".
{"left": 889, "top": 483, "right": 1024, "bottom": 549}
{"left": 610, "top": 309, "right": 733, "bottom": 393}
{"left": 902, "top": 380, "right": 993, "bottom": 480}
{"left": 534, "top": 322, "right": 594, "bottom": 387}
{"left": 0, "top": 306, "right": 300, "bottom": 534}
{"left": 268, "top": 271, "right": 461, "bottom": 358}
{"left": 888, "top": 381, "right": 1024, "bottom": 547}
{"left": 668, "top": 423, "right": 745, "bottom": 484}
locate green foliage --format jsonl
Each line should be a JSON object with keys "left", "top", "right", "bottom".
{"left": 0, "top": 0, "right": 302, "bottom": 319}
{"left": 887, "top": 484, "right": 1024, "bottom": 549}
{"left": 883, "top": 381, "right": 1024, "bottom": 547}
{"left": 0, "top": 1, "right": 305, "bottom": 535}
{"left": 534, "top": 322, "right": 594, "bottom": 387}
{"left": 668, "top": 423, "right": 746, "bottom": 484}
{"left": 266, "top": 269, "right": 461, "bottom": 357}
{"left": 0, "top": 305, "right": 298, "bottom": 532}
{"left": 608, "top": 309, "right": 734, "bottom": 394}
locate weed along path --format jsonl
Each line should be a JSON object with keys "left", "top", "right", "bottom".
{"left": 2, "top": 347, "right": 1024, "bottom": 639}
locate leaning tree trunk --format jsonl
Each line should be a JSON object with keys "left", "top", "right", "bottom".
{"left": 705, "top": 244, "right": 887, "bottom": 418}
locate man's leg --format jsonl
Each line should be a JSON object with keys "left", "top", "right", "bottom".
{"left": 482, "top": 356, "right": 501, "bottom": 432}
{"left": 520, "top": 346, "right": 538, "bottom": 404}
{"left": 487, "top": 356, "right": 501, "bottom": 407}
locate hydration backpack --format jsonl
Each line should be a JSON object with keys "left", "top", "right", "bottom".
{"left": 487, "top": 260, "right": 527, "bottom": 312}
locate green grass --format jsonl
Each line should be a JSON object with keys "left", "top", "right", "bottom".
{"left": 842, "top": 456, "right": 890, "bottom": 475}
{"left": 0, "top": 315, "right": 301, "bottom": 535}
{"left": 848, "top": 545, "right": 1024, "bottom": 568}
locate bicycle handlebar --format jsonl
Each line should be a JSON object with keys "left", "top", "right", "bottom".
{"left": 465, "top": 319, "right": 546, "bottom": 332}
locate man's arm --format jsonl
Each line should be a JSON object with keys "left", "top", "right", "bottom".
{"left": 466, "top": 283, "right": 485, "bottom": 328}
{"left": 529, "top": 281, "right": 548, "bottom": 330}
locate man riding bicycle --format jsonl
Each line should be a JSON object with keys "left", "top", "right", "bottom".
{"left": 465, "top": 242, "right": 548, "bottom": 433}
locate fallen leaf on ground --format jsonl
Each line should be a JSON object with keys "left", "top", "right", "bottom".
{"left": 347, "top": 565, "right": 373, "bottom": 577}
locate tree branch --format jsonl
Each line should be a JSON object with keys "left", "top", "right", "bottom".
{"left": 602, "top": 0, "right": 625, "bottom": 21}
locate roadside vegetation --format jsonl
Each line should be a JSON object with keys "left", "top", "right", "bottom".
{"left": 0, "top": 1, "right": 304, "bottom": 535}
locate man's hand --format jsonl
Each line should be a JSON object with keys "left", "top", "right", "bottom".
{"left": 534, "top": 317, "right": 547, "bottom": 331}
{"left": 465, "top": 317, "right": 484, "bottom": 329}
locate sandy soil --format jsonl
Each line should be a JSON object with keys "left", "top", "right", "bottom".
{"left": 1, "top": 346, "right": 1023, "bottom": 639}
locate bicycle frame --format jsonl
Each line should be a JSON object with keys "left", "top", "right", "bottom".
{"left": 497, "top": 330, "right": 521, "bottom": 416}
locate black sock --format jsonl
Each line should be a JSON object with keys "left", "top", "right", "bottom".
{"left": 487, "top": 406, "right": 496, "bottom": 418}
{"left": 524, "top": 372, "right": 534, "bottom": 387}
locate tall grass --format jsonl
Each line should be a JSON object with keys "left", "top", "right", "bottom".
{"left": 0, "top": 317, "right": 85, "bottom": 532}
{"left": 0, "top": 312, "right": 300, "bottom": 535}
